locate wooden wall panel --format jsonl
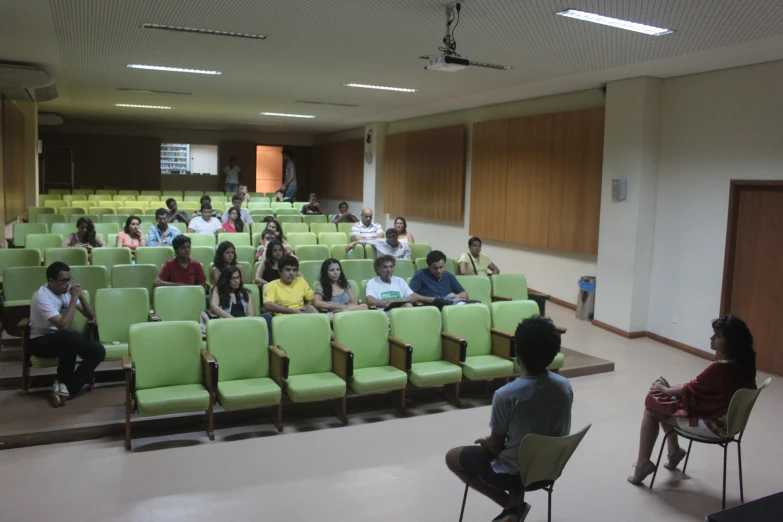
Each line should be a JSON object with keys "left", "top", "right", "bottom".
{"left": 469, "top": 120, "right": 509, "bottom": 241}
{"left": 256, "top": 145, "right": 284, "bottom": 193}
{"left": 384, "top": 133, "right": 408, "bottom": 216}
{"left": 505, "top": 114, "right": 553, "bottom": 248}
{"left": 547, "top": 108, "right": 604, "bottom": 254}
{"left": 312, "top": 139, "right": 362, "bottom": 199}
{"left": 3, "top": 99, "right": 26, "bottom": 222}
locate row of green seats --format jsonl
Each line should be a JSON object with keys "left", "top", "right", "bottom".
{"left": 46, "top": 189, "right": 247, "bottom": 197}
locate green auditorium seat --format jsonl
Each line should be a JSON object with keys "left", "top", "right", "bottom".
{"left": 302, "top": 214, "right": 327, "bottom": 225}
{"left": 393, "top": 259, "right": 415, "bottom": 281}
{"left": 341, "top": 259, "right": 375, "bottom": 283}
{"left": 43, "top": 200, "right": 69, "bottom": 211}
{"left": 95, "top": 189, "right": 117, "bottom": 195}
{"left": 90, "top": 207, "right": 115, "bottom": 217}
{"left": 88, "top": 194, "right": 113, "bottom": 202}
{"left": 0, "top": 249, "right": 40, "bottom": 284}
{"left": 114, "top": 195, "right": 137, "bottom": 203}
{"left": 490, "top": 300, "right": 564, "bottom": 372}
{"left": 68, "top": 266, "right": 108, "bottom": 305}
{"left": 333, "top": 310, "right": 409, "bottom": 414}
{"left": 26, "top": 234, "right": 64, "bottom": 263}
{"left": 152, "top": 286, "right": 206, "bottom": 322}
{"left": 206, "top": 317, "right": 283, "bottom": 429}
{"left": 184, "top": 233, "right": 216, "bottom": 247}
{"left": 101, "top": 214, "right": 129, "bottom": 226}
{"left": 330, "top": 244, "right": 364, "bottom": 261}
{"left": 276, "top": 214, "right": 301, "bottom": 223}
{"left": 318, "top": 232, "right": 350, "bottom": 249}
{"left": 44, "top": 247, "right": 88, "bottom": 267}
{"left": 415, "top": 257, "right": 456, "bottom": 274}
{"left": 62, "top": 195, "right": 87, "bottom": 205}
{"left": 234, "top": 246, "right": 255, "bottom": 265}
{"left": 246, "top": 283, "right": 260, "bottom": 312}
{"left": 442, "top": 304, "right": 514, "bottom": 382}
{"left": 58, "top": 207, "right": 87, "bottom": 218}
{"left": 297, "top": 260, "right": 321, "bottom": 289}
{"left": 271, "top": 314, "right": 348, "bottom": 422}
{"left": 389, "top": 306, "right": 463, "bottom": 404}
{"left": 118, "top": 207, "right": 144, "bottom": 216}
{"left": 28, "top": 206, "right": 54, "bottom": 224}
{"left": 20, "top": 291, "right": 93, "bottom": 395}
{"left": 170, "top": 222, "right": 187, "bottom": 234}
{"left": 111, "top": 264, "right": 157, "bottom": 307}
{"left": 337, "top": 223, "right": 354, "bottom": 236}
{"left": 271, "top": 202, "right": 293, "bottom": 210}
{"left": 71, "top": 189, "right": 94, "bottom": 196}
{"left": 309, "top": 223, "right": 336, "bottom": 236}
{"left": 35, "top": 214, "right": 67, "bottom": 227}
{"left": 218, "top": 232, "right": 250, "bottom": 247}
{"left": 287, "top": 232, "right": 317, "bottom": 250}
{"left": 281, "top": 222, "right": 309, "bottom": 235}
{"left": 51, "top": 223, "right": 75, "bottom": 238}
{"left": 491, "top": 273, "right": 528, "bottom": 301}
{"left": 95, "top": 288, "right": 150, "bottom": 361}
{"left": 135, "top": 246, "right": 174, "bottom": 270}
{"left": 124, "top": 321, "right": 215, "bottom": 450}
{"left": 137, "top": 195, "right": 159, "bottom": 203}
{"left": 12, "top": 223, "right": 47, "bottom": 247}
{"left": 409, "top": 243, "right": 432, "bottom": 260}
{"left": 2, "top": 267, "right": 46, "bottom": 337}
{"left": 92, "top": 248, "right": 132, "bottom": 284}
{"left": 48, "top": 189, "right": 70, "bottom": 196}
{"left": 456, "top": 275, "right": 492, "bottom": 306}
{"left": 189, "top": 247, "right": 215, "bottom": 270}
{"left": 295, "top": 245, "right": 329, "bottom": 262}
{"left": 117, "top": 190, "right": 139, "bottom": 196}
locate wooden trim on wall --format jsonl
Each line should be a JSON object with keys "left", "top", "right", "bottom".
{"left": 645, "top": 332, "right": 713, "bottom": 361}
{"left": 591, "top": 320, "right": 646, "bottom": 339}
{"left": 528, "top": 288, "right": 577, "bottom": 311}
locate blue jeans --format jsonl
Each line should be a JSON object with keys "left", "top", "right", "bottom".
{"left": 225, "top": 183, "right": 238, "bottom": 194}
{"left": 284, "top": 182, "right": 297, "bottom": 201}
{"left": 260, "top": 313, "right": 274, "bottom": 345}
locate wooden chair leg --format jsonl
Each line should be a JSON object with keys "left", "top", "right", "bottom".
{"left": 334, "top": 396, "right": 348, "bottom": 425}
{"left": 443, "top": 382, "right": 462, "bottom": 407}
{"left": 21, "top": 364, "right": 30, "bottom": 396}
{"left": 271, "top": 401, "right": 283, "bottom": 432}
{"left": 393, "top": 388, "right": 406, "bottom": 415}
{"left": 88, "top": 373, "right": 96, "bottom": 392}
{"left": 124, "top": 393, "right": 132, "bottom": 451}
{"left": 206, "top": 401, "right": 215, "bottom": 441}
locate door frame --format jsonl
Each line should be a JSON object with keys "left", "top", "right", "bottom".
{"left": 720, "top": 179, "right": 783, "bottom": 315}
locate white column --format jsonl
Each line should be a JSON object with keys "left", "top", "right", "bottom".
{"left": 594, "top": 77, "right": 661, "bottom": 333}
{"left": 362, "top": 122, "right": 388, "bottom": 228}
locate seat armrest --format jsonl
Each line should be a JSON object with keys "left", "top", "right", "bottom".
{"left": 123, "top": 356, "right": 136, "bottom": 397}
{"left": 556, "top": 326, "right": 567, "bottom": 334}
{"left": 490, "top": 328, "right": 514, "bottom": 359}
{"left": 268, "top": 345, "right": 289, "bottom": 385}
{"left": 149, "top": 312, "right": 160, "bottom": 322}
{"left": 491, "top": 295, "right": 512, "bottom": 302}
{"left": 527, "top": 290, "right": 551, "bottom": 300}
{"left": 17, "top": 318, "right": 30, "bottom": 329}
{"left": 122, "top": 355, "right": 133, "bottom": 371}
{"left": 388, "top": 336, "right": 412, "bottom": 371}
{"left": 201, "top": 349, "right": 218, "bottom": 394}
{"left": 331, "top": 341, "right": 354, "bottom": 381}
{"left": 441, "top": 332, "right": 467, "bottom": 364}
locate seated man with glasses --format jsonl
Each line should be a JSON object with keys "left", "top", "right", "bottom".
{"left": 27, "top": 262, "right": 106, "bottom": 408}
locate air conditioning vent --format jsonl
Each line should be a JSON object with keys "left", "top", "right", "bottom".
{"left": 0, "top": 62, "right": 57, "bottom": 101}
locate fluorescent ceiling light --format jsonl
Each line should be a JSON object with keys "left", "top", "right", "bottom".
{"left": 117, "top": 87, "right": 192, "bottom": 95}
{"left": 141, "top": 23, "right": 266, "bottom": 40}
{"left": 556, "top": 9, "right": 673, "bottom": 36}
{"left": 343, "top": 83, "right": 418, "bottom": 93}
{"left": 260, "top": 112, "right": 315, "bottom": 119}
{"left": 115, "top": 104, "right": 171, "bottom": 110}
{"left": 127, "top": 64, "right": 222, "bottom": 75}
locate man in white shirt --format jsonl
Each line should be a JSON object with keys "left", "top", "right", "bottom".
{"left": 347, "top": 228, "right": 411, "bottom": 259}
{"left": 221, "top": 194, "right": 254, "bottom": 224}
{"left": 350, "top": 207, "right": 384, "bottom": 241}
{"left": 188, "top": 204, "right": 223, "bottom": 235}
{"left": 222, "top": 157, "right": 242, "bottom": 194}
{"left": 28, "top": 262, "right": 106, "bottom": 407}
{"left": 365, "top": 255, "right": 420, "bottom": 313}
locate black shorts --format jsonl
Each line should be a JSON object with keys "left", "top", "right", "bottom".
{"left": 458, "top": 446, "right": 523, "bottom": 491}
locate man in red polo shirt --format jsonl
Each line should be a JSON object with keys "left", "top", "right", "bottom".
{"left": 154, "top": 235, "right": 206, "bottom": 287}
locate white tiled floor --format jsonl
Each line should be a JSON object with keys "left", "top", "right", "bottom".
{"left": 0, "top": 304, "right": 780, "bottom": 522}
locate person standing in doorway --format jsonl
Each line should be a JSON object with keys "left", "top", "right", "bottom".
{"left": 223, "top": 156, "right": 242, "bottom": 194}
{"left": 281, "top": 151, "right": 298, "bottom": 201}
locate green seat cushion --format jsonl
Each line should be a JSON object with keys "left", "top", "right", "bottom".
{"left": 105, "top": 343, "right": 128, "bottom": 361}
{"left": 30, "top": 356, "right": 60, "bottom": 368}
{"left": 350, "top": 366, "right": 408, "bottom": 395}
{"left": 462, "top": 355, "right": 514, "bottom": 381}
{"left": 512, "top": 352, "right": 565, "bottom": 372}
{"left": 218, "top": 378, "right": 281, "bottom": 411}
{"left": 285, "top": 372, "right": 346, "bottom": 403}
{"left": 4, "top": 300, "right": 30, "bottom": 307}
{"left": 135, "top": 384, "right": 210, "bottom": 416}
{"left": 409, "top": 361, "right": 462, "bottom": 387}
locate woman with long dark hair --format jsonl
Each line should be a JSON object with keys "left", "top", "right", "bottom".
{"left": 220, "top": 207, "right": 245, "bottom": 233}
{"left": 61, "top": 217, "right": 106, "bottom": 248}
{"left": 211, "top": 241, "right": 246, "bottom": 286}
{"left": 313, "top": 258, "right": 367, "bottom": 313}
{"left": 209, "top": 265, "right": 254, "bottom": 318}
{"left": 394, "top": 216, "right": 415, "bottom": 245}
{"left": 116, "top": 215, "right": 146, "bottom": 251}
{"left": 627, "top": 315, "right": 757, "bottom": 485}
{"left": 254, "top": 239, "right": 285, "bottom": 285}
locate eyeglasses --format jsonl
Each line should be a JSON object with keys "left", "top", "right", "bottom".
{"left": 55, "top": 278, "right": 72, "bottom": 284}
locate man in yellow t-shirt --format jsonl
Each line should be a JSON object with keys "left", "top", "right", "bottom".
{"left": 458, "top": 236, "right": 500, "bottom": 277}
{"left": 262, "top": 255, "right": 318, "bottom": 315}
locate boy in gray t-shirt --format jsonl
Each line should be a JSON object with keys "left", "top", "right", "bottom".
{"left": 445, "top": 316, "right": 573, "bottom": 522}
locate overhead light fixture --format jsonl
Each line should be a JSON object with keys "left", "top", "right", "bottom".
{"left": 117, "top": 87, "right": 192, "bottom": 95}
{"left": 235, "top": 121, "right": 283, "bottom": 126}
{"left": 260, "top": 112, "right": 315, "bottom": 119}
{"left": 556, "top": 9, "right": 673, "bottom": 36}
{"left": 127, "top": 64, "right": 222, "bottom": 75}
{"left": 297, "top": 100, "right": 358, "bottom": 108}
{"left": 141, "top": 23, "right": 266, "bottom": 40}
{"left": 343, "top": 83, "right": 418, "bottom": 93}
{"left": 115, "top": 104, "right": 172, "bottom": 109}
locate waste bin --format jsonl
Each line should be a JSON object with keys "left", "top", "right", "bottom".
{"left": 575, "top": 276, "right": 596, "bottom": 321}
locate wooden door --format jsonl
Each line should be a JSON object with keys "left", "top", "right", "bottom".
{"left": 722, "top": 182, "right": 783, "bottom": 376}
{"left": 256, "top": 145, "right": 283, "bottom": 193}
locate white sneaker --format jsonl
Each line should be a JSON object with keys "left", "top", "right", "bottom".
{"left": 50, "top": 381, "right": 63, "bottom": 407}
{"left": 54, "top": 381, "right": 71, "bottom": 398}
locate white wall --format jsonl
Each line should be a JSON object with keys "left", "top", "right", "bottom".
{"left": 189, "top": 144, "right": 218, "bottom": 175}
{"left": 648, "top": 60, "right": 783, "bottom": 352}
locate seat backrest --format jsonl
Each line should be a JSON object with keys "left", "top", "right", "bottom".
{"left": 220, "top": 232, "right": 251, "bottom": 247}
{"left": 12, "top": 223, "right": 48, "bottom": 247}
{"left": 393, "top": 259, "right": 415, "bottom": 281}
{"left": 44, "top": 247, "right": 89, "bottom": 267}
{"left": 91, "top": 248, "right": 132, "bottom": 283}
{"left": 2, "top": 266, "right": 46, "bottom": 301}
{"left": 296, "top": 245, "right": 329, "bottom": 262}
{"left": 409, "top": 243, "right": 432, "bottom": 261}
{"left": 135, "top": 246, "right": 175, "bottom": 270}
{"left": 341, "top": 259, "right": 375, "bottom": 283}
{"left": 337, "top": 222, "right": 354, "bottom": 236}
{"left": 71, "top": 189, "right": 94, "bottom": 196}
{"left": 275, "top": 210, "right": 300, "bottom": 218}
{"left": 517, "top": 425, "right": 591, "bottom": 486}
{"left": 51, "top": 223, "right": 76, "bottom": 237}
{"left": 246, "top": 283, "right": 261, "bottom": 313}
{"left": 95, "top": 189, "right": 117, "bottom": 195}
{"left": 319, "top": 232, "right": 350, "bottom": 248}
{"left": 28, "top": 207, "right": 54, "bottom": 224}
{"left": 490, "top": 300, "right": 540, "bottom": 333}
{"left": 334, "top": 310, "right": 389, "bottom": 369}
{"left": 88, "top": 194, "right": 112, "bottom": 202}
{"left": 170, "top": 222, "right": 187, "bottom": 233}
{"left": 63, "top": 195, "right": 87, "bottom": 203}
{"left": 27, "top": 234, "right": 64, "bottom": 260}
{"left": 111, "top": 264, "right": 157, "bottom": 307}
{"left": 390, "top": 306, "right": 442, "bottom": 364}
{"left": 456, "top": 276, "right": 492, "bottom": 306}
{"left": 153, "top": 286, "right": 206, "bottom": 322}
{"left": 331, "top": 244, "right": 364, "bottom": 261}
{"left": 297, "top": 260, "right": 321, "bottom": 289}
{"left": 70, "top": 214, "right": 99, "bottom": 224}
{"left": 66, "top": 266, "right": 107, "bottom": 300}
{"left": 302, "top": 214, "right": 327, "bottom": 225}
{"left": 119, "top": 207, "right": 144, "bottom": 216}
{"left": 184, "top": 233, "right": 216, "bottom": 247}
{"left": 207, "top": 317, "right": 269, "bottom": 381}
{"left": 310, "top": 223, "right": 336, "bottom": 236}
{"left": 726, "top": 378, "right": 772, "bottom": 437}
{"left": 91, "top": 207, "right": 115, "bottom": 216}
{"left": 43, "top": 200, "right": 69, "bottom": 209}
{"left": 36, "top": 214, "right": 67, "bottom": 226}
{"left": 137, "top": 195, "right": 160, "bottom": 203}
{"left": 234, "top": 245, "right": 255, "bottom": 265}
{"left": 189, "top": 246, "right": 215, "bottom": 269}
{"left": 48, "top": 189, "right": 70, "bottom": 195}
{"left": 101, "top": 214, "right": 129, "bottom": 226}
{"left": 0, "top": 249, "right": 41, "bottom": 278}
{"left": 282, "top": 222, "right": 309, "bottom": 234}
{"left": 59, "top": 207, "right": 88, "bottom": 216}
{"left": 287, "top": 232, "right": 317, "bottom": 250}
{"left": 95, "top": 287, "right": 149, "bottom": 343}
{"left": 271, "top": 202, "right": 293, "bottom": 210}
{"left": 117, "top": 190, "right": 139, "bottom": 196}
{"left": 130, "top": 321, "right": 203, "bottom": 390}
{"left": 140, "top": 190, "right": 162, "bottom": 196}
{"left": 272, "top": 314, "right": 332, "bottom": 375}
{"left": 442, "top": 304, "right": 492, "bottom": 357}
{"left": 492, "top": 274, "right": 529, "bottom": 300}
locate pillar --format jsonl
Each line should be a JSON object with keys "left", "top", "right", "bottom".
{"left": 362, "top": 122, "right": 388, "bottom": 227}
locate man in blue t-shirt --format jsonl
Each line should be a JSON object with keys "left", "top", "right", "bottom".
{"left": 409, "top": 250, "right": 468, "bottom": 304}
{"left": 445, "top": 316, "right": 573, "bottom": 522}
